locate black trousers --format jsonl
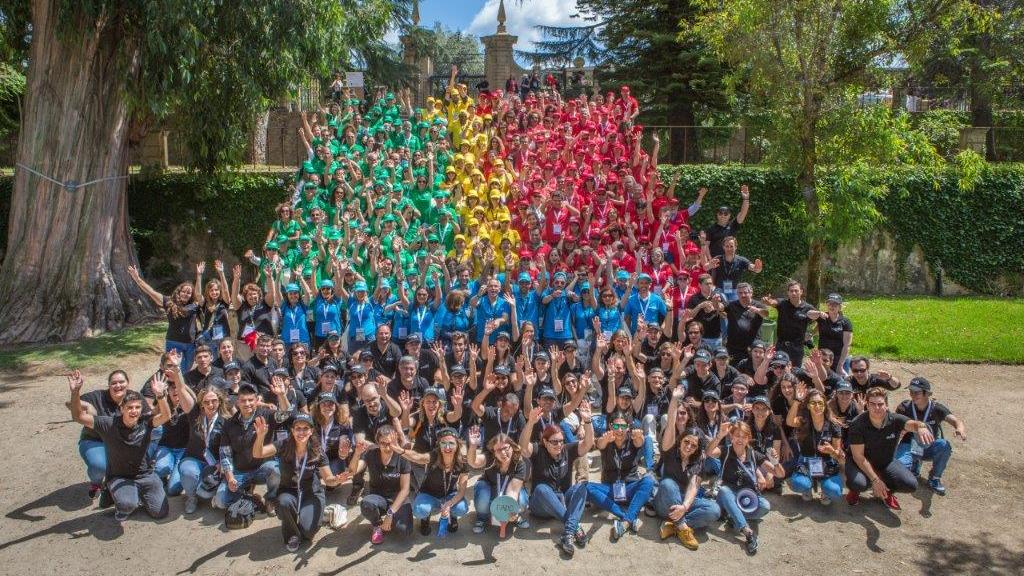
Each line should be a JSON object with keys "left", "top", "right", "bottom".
{"left": 277, "top": 490, "right": 324, "bottom": 542}
{"left": 360, "top": 494, "right": 413, "bottom": 535}
{"left": 846, "top": 459, "right": 918, "bottom": 493}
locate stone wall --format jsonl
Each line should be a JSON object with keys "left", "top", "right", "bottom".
{"left": 825, "top": 230, "right": 970, "bottom": 296}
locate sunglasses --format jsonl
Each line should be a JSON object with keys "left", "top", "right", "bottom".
{"left": 547, "top": 438, "right": 565, "bottom": 445}
{"left": 438, "top": 441, "right": 457, "bottom": 449}
{"left": 852, "top": 368, "right": 867, "bottom": 373}
{"left": 610, "top": 423, "right": 629, "bottom": 431}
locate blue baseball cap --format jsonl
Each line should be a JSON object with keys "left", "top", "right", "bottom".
{"left": 354, "top": 281, "right": 368, "bottom": 292}
{"left": 616, "top": 270, "right": 629, "bottom": 281}
{"left": 319, "top": 279, "right": 334, "bottom": 289}
{"left": 518, "top": 272, "right": 532, "bottom": 283}
{"left": 285, "top": 283, "right": 300, "bottom": 293}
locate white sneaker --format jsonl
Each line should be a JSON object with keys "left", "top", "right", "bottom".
{"left": 324, "top": 504, "right": 347, "bottom": 529}
{"left": 820, "top": 495, "right": 832, "bottom": 506}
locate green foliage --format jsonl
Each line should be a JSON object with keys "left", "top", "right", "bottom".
{"left": 0, "top": 322, "right": 164, "bottom": 371}
{"left": 127, "top": 172, "right": 293, "bottom": 266}
{"left": 913, "top": 110, "right": 970, "bottom": 159}
{"left": 410, "top": 22, "right": 483, "bottom": 75}
{"left": 879, "top": 163, "right": 1024, "bottom": 294}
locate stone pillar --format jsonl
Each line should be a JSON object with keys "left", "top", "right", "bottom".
{"left": 138, "top": 130, "right": 169, "bottom": 169}
{"left": 400, "top": 0, "right": 433, "bottom": 107}
{"left": 481, "top": 1, "right": 518, "bottom": 93}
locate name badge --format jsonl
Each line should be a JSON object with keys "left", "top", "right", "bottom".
{"left": 397, "top": 327, "right": 408, "bottom": 338}
{"left": 212, "top": 326, "right": 225, "bottom": 340}
{"left": 553, "top": 319, "right": 564, "bottom": 332}
{"left": 320, "top": 322, "right": 332, "bottom": 334}
{"left": 355, "top": 329, "right": 366, "bottom": 341}
{"left": 646, "top": 403, "right": 659, "bottom": 417}
{"left": 552, "top": 224, "right": 562, "bottom": 235}
{"left": 807, "top": 457, "right": 824, "bottom": 477}
{"left": 722, "top": 281, "right": 734, "bottom": 293}
{"left": 289, "top": 328, "right": 301, "bottom": 343}
{"left": 910, "top": 438, "right": 924, "bottom": 457}
{"left": 613, "top": 480, "right": 627, "bottom": 502}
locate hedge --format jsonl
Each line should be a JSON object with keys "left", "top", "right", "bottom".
{"left": 0, "top": 165, "right": 1021, "bottom": 295}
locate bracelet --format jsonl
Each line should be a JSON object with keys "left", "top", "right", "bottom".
{"left": 385, "top": 509, "right": 395, "bottom": 517}
{"left": 582, "top": 419, "right": 593, "bottom": 424}
{"left": 156, "top": 394, "right": 167, "bottom": 400}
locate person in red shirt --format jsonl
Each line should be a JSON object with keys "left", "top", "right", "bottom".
{"left": 542, "top": 190, "right": 579, "bottom": 244}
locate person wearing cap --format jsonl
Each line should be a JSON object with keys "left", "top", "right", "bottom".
{"left": 622, "top": 270, "right": 668, "bottom": 333}
{"left": 845, "top": 387, "right": 936, "bottom": 509}
{"left": 588, "top": 409, "right": 656, "bottom": 542}
{"left": 744, "top": 392, "right": 784, "bottom": 489}
{"left": 710, "top": 347, "right": 741, "bottom": 394}
{"left": 215, "top": 382, "right": 286, "bottom": 512}
{"left": 705, "top": 420, "right": 784, "bottom": 555}
{"left": 894, "top": 378, "right": 966, "bottom": 495}
{"left": 816, "top": 293, "right": 854, "bottom": 376}
{"left": 683, "top": 349, "right": 723, "bottom": 405}
{"left": 337, "top": 272, "right": 376, "bottom": 353}
{"left": 519, "top": 400, "right": 595, "bottom": 557}
{"left": 310, "top": 391, "right": 355, "bottom": 484}
{"left": 393, "top": 427, "right": 471, "bottom": 536}
{"left": 541, "top": 271, "right": 575, "bottom": 347}
{"left": 406, "top": 385, "right": 464, "bottom": 454}
{"left": 471, "top": 371, "right": 526, "bottom": 444}
{"left": 655, "top": 388, "right": 721, "bottom": 550}
{"left": 568, "top": 279, "right": 598, "bottom": 365}
{"left": 252, "top": 412, "right": 351, "bottom": 551}
{"left": 694, "top": 389, "right": 729, "bottom": 473}
{"left": 763, "top": 280, "right": 825, "bottom": 367}
{"left": 684, "top": 273, "right": 726, "bottom": 349}
{"left": 398, "top": 278, "right": 443, "bottom": 344}
{"left": 68, "top": 370, "right": 174, "bottom": 522}
{"left": 282, "top": 280, "right": 313, "bottom": 351}
{"left": 725, "top": 283, "right": 769, "bottom": 364}
{"left": 784, "top": 388, "right": 845, "bottom": 505}
{"left": 702, "top": 183, "right": 751, "bottom": 258}
{"left": 827, "top": 380, "right": 862, "bottom": 446}
{"left": 512, "top": 270, "right": 543, "bottom": 330}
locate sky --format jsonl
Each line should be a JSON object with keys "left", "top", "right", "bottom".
{"left": 385, "top": 0, "right": 586, "bottom": 53}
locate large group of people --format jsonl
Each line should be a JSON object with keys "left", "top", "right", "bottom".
{"left": 69, "top": 77, "right": 967, "bottom": 558}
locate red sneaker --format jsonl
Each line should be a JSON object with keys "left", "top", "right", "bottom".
{"left": 845, "top": 490, "right": 860, "bottom": 506}
{"left": 883, "top": 493, "right": 901, "bottom": 510}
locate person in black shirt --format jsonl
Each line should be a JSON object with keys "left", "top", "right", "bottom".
{"left": 310, "top": 392, "right": 355, "bottom": 481}
{"left": 784, "top": 389, "right": 845, "bottom": 505}
{"left": 387, "top": 356, "right": 430, "bottom": 413}
{"left": 520, "top": 402, "right": 594, "bottom": 557}
{"left": 763, "top": 280, "right": 823, "bottom": 366}
{"left": 683, "top": 350, "right": 722, "bottom": 403}
{"left": 711, "top": 347, "right": 741, "bottom": 396}
{"left": 72, "top": 369, "right": 141, "bottom": 498}
{"left": 746, "top": 395, "right": 784, "bottom": 489}
{"left": 153, "top": 369, "right": 195, "bottom": 498}
{"left": 253, "top": 413, "right": 349, "bottom": 551}
{"left": 233, "top": 271, "right": 277, "bottom": 351}
{"left": 703, "top": 185, "right": 750, "bottom": 258}
{"left": 185, "top": 345, "right": 224, "bottom": 392}
{"left": 68, "top": 369, "right": 173, "bottom": 522}
{"left": 406, "top": 386, "right": 464, "bottom": 454}
{"left": 725, "top": 284, "right": 768, "bottom": 363}
{"left": 216, "top": 383, "right": 285, "bottom": 512}
{"left": 179, "top": 386, "right": 232, "bottom": 514}
{"left": 845, "top": 387, "right": 934, "bottom": 510}
{"left": 684, "top": 274, "right": 725, "bottom": 347}
{"left": 827, "top": 381, "right": 862, "bottom": 448}
{"left": 846, "top": 356, "right": 902, "bottom": 396}
{"left": 128, "top": 265, "right": 201, "bottom": 372}
{"left": 694, "top": 390, "right": 729, "bottom": 476}
{"left": 243, "top": 334, "right": 277, "bottom": 398}
{"left": 894, "top": 377, "right": 967, "bottom": 496}
{"left": 472, "top": 374, "right": 527, "bottom": 444}
{"left": 406, "top": 335, "right": 441, "bottom": 385}
{"left": 816, "top": 294, "right": 853, "bottom": 374}
{"left": 349, "top": 425, "right": 414, "bottom": 544}
{"left": 586, "top": 410, "right": 655, "bottom": 542}
{"left": 706, "top": 420, "right": 784, "bottom": 555}
{"left": 287, "top": 343, "right": 321, "bottom": 400}
{"left": 653, "top": 390, "right": 721, "bottom": 550}
{"left": 734, "top": 340, "right": 767, "bottom": 378}
{"left": 467, "top": 429, "right": 530, "bottom": 534}
{"left": 710, "top": 237, "right": 762, "bottom": 303}
{"left": 369, "top": 324, "right": 403, "bottom": 379}
{"left": 393, "top": 427, "right": 470, "bottom": 536}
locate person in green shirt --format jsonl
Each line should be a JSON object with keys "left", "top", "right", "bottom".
{"left": 268, "top": 203, "right": 301, "bottom": 243}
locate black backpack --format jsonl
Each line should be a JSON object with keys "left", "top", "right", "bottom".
{"left": 225, "top": 495, "right": 257, "bottom": 529}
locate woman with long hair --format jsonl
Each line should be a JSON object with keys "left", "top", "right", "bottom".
{"left": 128, "top": 264, "right": 201, "bottom": 370}
{"left": 178, "top": 386, "right": 233, "bottom": 514}
{"left": 467, "top": 430, "right": 530, "bottom": 534}
{"left": 395, "top": 427, "right": 471, "bottom": 535}
{"left": 586, "top": 410, "right": 655, "bottom": 542}
{"left": 785, "top": 388, "right": 845, "bottom": 505}
{"left": 348, "top": 425, "right": 414, "bottom": 544}
{"left": 253, "top": 413, "right": 350, "bottom": 551}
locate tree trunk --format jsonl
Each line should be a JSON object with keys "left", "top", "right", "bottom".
{"left": 246, "top": 110, "right": 270, "bottom": 165}
{"left": 0, "top": 1, "right": 156, "bottom": 344}
{"left": 969, "top": 0, "right": 996, "bottom": 161}
{"left": 798, "top": 111, "right": 824, "bottom": 306}
{"left": 667, "top": 101, "right": 697, "bottom": 164}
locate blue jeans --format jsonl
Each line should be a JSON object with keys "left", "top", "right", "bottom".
{"left": 591, "top": 415, "right": 607, "bottom": 438}
{"left": 412, "top": 492, "right": 469, "bottom": 520}
{"left": 473, "top": 481, "right": 528, "bottom": 523}
{"left": 896, "top": 438, "right": 952, "bottom": 479}
{"left": 178, "top": 456, "right": 205, "bottom": 498}
{"left": 703, "top": 457, "right": 722, "bottom": 476}
{"left": 78, "top": 439, "right": 106, "bottom": 485}
{"left": 147, "top": 426, "right": 164, "bottom": 461}
{"left": 214, "top": 460, "right": 281, "bottom": 508}
{"left": 165, "top": 340, "right": 195, "bottom": 373}
{"left": 585, "top": 475, "right": 656, "bottom": 524}
{"left": 528, "top": 482, "right": 588, "bottom": 536}
{"left": 789, "top": 471, "right": 844, "bottom": 501}
{"left": 716, "top": 485, "right": 770, "bottom": 531}
{"left": 154, "top": 446, "right": 186, "bottom": 496}
{"left": 651, "top": 478, "right": 721, "bottom": 529}
{"left": 559, "top": 421, "right": 578, "bottom": 444}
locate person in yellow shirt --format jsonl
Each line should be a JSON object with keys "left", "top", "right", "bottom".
{"left": 490, "top": 214, "right": 521, "bottom": 251}
{"left": 448, "top": 234, "right": 472, "bottom": 267}
{"left": 495, "top": 236, "right": 519, "bottom": 273}
{"left": 485, "top": 187, "right": 509, "bottom": 222}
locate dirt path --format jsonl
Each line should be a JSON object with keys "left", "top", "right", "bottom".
{"left": 0, "top": 356, "right": 1021, "bottom": 575}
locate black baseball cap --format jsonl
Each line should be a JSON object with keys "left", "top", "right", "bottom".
{"left": 908, "top": 377, "right": 932, "bottom": 393}
{"left": 769, "top": 351, "right": 790, "bottom": 367}
{"left": 406, "top": 333, "right": 423, "bottom": 344}
{"left": 702, "top": 389, "right": 721, "bottom": 402}
{"left": 713, "top": 347, "right": 729, "bottom": 359}
{"left": 317, "top": 392, "right": 338, "bottom": 404}
{"left": 223, "top": 361, "right": 241, "bottom": 373}
{"left": 694, "top": 349, "right": 712, "bottom": 363}
{"left": 450, "top": 365, "right": 468, "bottom": 376}
{"left": 493, "top": 365, "right": 511, "bottom": 377}
{"left": 616, "top": 385, "right": 635, "bottom": 399}
{"left": 320, "top": 363, "right": 339, "bottom": 374}
{"left": 537, "top": 387, "right": 557, "bottom": 399}
{"left": 833, "top": 381, "right": 854, "bottom": 393}
{"left": 359, "top": 350, "right": 374, "bottom": 360}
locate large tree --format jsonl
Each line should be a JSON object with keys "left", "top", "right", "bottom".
{"left": 0, "top": 0, "right": 392, "bottom": 343}
{"left": 520, "top": 0, "right": 730, "bottom": 163}
{"left": 691, "top": 0, "right": 955, "bottom": 303}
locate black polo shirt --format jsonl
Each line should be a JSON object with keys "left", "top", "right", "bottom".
{"left": 93, "top": 414, "right": 156, "bottom": 479}
{"left": 530, "top": 441, "right": 582, "bottom": 493}
{"left": 847, "top": 411, "right": 910, "bottom": 472}
{"left": 220, "top": 407, "right": 278, "bottom": 473}
{"left": 370, "top": 342, "right": 403, "bottom": 379}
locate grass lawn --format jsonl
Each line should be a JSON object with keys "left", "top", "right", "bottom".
{"left": 841, "top": 297, "right": 1024, "bottom": 364}
{"left": 0, "top": 322, "right": 164, "bottom": 372}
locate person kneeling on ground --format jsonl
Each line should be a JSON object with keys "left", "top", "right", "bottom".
{"left": 894, "top": 377, "right": 967, "bottom": 496}
{"left": 348, "top": 424, "right": 413, "bottom": 545}
{"left": 68, "top": 369, "right": 173, "bottom": 522}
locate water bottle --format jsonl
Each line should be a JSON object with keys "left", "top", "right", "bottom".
{"left": 437, "top": 514, "right": 450, "bottom": 538}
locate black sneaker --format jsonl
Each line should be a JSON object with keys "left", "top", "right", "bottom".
{"left": 98, "top": 486, "right": 113, "bottom": 509}
{"left": 88, "top": 484, "right": 101, "bottom": 499}
{"left": 573, "top": 528, "right": 589, "bottom": 548}
{"left": 745, "top": 531, "right": 759, "bottom": 555}
{"left": 449, "top": 516, "right": 459, "bottom": 533}
{"left": 419, "top": 518, "right": 431, "bottom": 536}
{"left": 346, "top": 486, "right": 363, "bottom": 507}
{"left": 558, "top": 535, "right": 576, "bottom": 558}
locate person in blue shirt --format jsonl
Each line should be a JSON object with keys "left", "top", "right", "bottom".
{"left": 611, "top": 270, "right": 631, "bottom": 301}
{"left": 312, "top": 278, "right": 343, "bottom": 350}
{"left": 622, "top": 273, "right": 667, "bottom": 334}
{"left": 470, "top": 277, "right": 511, "bottom": 344}
{"left": 337, "top": 278, "right": 376, "bottom": 353}
{"left": 512, "top": 272, "right": 543, "bottom": 330}
{"left": 370, "top": 279, "right": 399, "bottom": 343}
{"left": 541, "top": 271, "right": 575, "bottom": 347}
{"left": 281, "top": 281, "right": 312, "bottom": 351}
{"left": 435, "top": 291, "right": 472, "bottom": 348}
{"left": 594, "top": 286, "right": 624, "bottom": 339}
{"left": 399, "top": 274, "right": 443, "bottom": 343}
{"left": 569, "top": 281, "right": 598, "bottom": 366}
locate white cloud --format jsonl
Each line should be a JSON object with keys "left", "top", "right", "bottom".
{"left": 383, "top": 24, "right": 401, "bottom": 47}
{"left": 466, "top": 0, "right": 584, "bottom": 50}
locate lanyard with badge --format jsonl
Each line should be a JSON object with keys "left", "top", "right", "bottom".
{"left": 552, "top": 295, "right": 566, "bottom": 333}
{"left": 492, "top": 469, "right": 513, "bottom": 526}
{"left": 354, "top": 302, "right": 367, "bottom": 341}
{"left": 203, "top": 414, "right": 219, "bottom": 465}
{"left": 909, "top": 401, "right": 933, "bottom": 457}
{"left": 637, "top": 294, "right": 651, "bottom": 323}
{"left": 613, "top": 442, "right": 631, "bottom": 502}
{"left": 723, "top": 447, "right": 759, "bottom": 491}
{"left": 720, "top": 258, "right": 737, "bottom": 296}
{"left": 806, "top": 425, "right": 826, "bottom": 477}
{"left": 294, "top": 450, "right": 310, "bottom": 509}
{"left": 320, "top": 421, "right": 334, "bottom": 455}
{"left": 287, "top": 304, "right": 304, "bottom": 343}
